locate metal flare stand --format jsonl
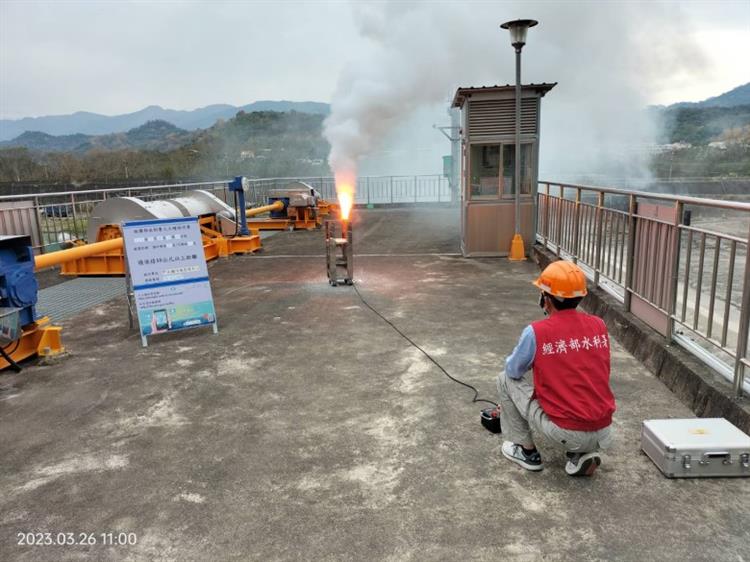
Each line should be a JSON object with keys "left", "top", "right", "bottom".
{"left": 325, "top": 219, "right": 353, "bottom": 286}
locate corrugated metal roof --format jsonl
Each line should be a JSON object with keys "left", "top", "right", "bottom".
{"left": 452, "top": 83, "right": 557, "bottom": 108}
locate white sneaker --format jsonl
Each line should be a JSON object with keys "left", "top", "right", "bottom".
{"left": 501, "top": 441, "right": 544, "bottom": 471}
{"left": 565, "top": 452, "right": 602, "bottom": 476}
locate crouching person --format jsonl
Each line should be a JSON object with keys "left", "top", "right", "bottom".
{"left": 497, "top": 260, "right": 616, "bottom": 476}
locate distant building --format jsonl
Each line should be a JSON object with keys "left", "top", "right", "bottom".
{"left": 651, "top": 142, "right": 692, "bottom": 153}
{"left": 296, "top": 158, "right": 324, "bottom": 165}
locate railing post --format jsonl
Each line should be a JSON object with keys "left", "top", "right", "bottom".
{"left": 666, "top": 201, "right": 684, "bottom": 343}
{"left": 367, "top": 177, "right": 371, "bottom": 205}
{"left": 390, "top": 176, "right": 394, "bottom": 204}
{"left": 33, "top": 195, "right": 45, "bottom": 253}
{"left": 733, "top": 222, "right": 750, "bottom": 397}
{"left": 543, "top": 183, "right": 550, "bottom": 247}
{"left": 593, "top": 191, "right": 605, "bottom": 286}
{"left": 555, "top": 185, "right": 563, "bottom": 257}
{"left": 414, "top": 175, "right": 418, "bottom": 203}
{"left": 623, "top": 194, "right": 637, "bottom": 312}
{"left": 572, "top": 187, "right": 581, "bottom": 263}
{"left": 70, "top": 193, "right": 79, "bottom": 239}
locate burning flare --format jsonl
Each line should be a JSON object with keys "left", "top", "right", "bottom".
{"left": 335, "top": 169, "right": 356, "bottom": 221}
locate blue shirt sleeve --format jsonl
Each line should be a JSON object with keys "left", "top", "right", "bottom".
{"left": 504, "top": 325, "right": 536, "bottom": 379}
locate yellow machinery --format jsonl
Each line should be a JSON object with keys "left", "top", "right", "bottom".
{"left": 2, "top": 183, "right": 339, "bottom": 370}
{"left": 5, "top": 189, "right": 264, "bottom": 369}
{"left": 0, "top": 316, "right": 63, "bottom": 371}
{"left": 54, "top": 186, "right": 339, "bottom": 276}
{"left": 246, "top": 182, "right": 339, "bottom": 231}
{"left": 0, "top": 181, "right": 340, "bottom": 370}
{"left": 58, "top": 190, "right": 261, "bottom": 276}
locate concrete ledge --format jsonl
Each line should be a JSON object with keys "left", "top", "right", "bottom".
{"left": 533, "top": 243, "right": 750, "bottom": 434}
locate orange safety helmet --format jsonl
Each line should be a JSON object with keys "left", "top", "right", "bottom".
{"left": 533, "top": 260, "right": 588, "bottom": 299}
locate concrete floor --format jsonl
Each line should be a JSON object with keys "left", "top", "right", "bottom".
{"left": 1, "top": 208, "right": 749, "bottom": 561}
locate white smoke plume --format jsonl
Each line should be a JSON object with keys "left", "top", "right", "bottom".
{"left": 323, "top": 1, "right": 709, "bottom": 187}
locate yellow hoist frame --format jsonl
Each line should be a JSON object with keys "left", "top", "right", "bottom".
{"left": 58, "top": 214, "right": 261, "bottom": 276}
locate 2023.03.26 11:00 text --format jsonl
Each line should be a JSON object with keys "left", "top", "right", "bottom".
{"left": 17, "top": 532, "right": 138, "bottom": 547}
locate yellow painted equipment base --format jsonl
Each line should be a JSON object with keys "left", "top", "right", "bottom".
{"left": 0, "top": 317, "right": 64, "bottom": 371}
{"left": 226, "top": 235, "right": 261, "bottom": 255}
{"left": 60, "top": 217, "right": 262, "bottom": 276}
{"left": 198, "top": 218, "right": 261, "bottom": 257}
{"left": 247, "top": 218, "right": 293, "bottom": 230}
{"left": 248, "top": 206, "right": 322, "bottom": 231}
{"left": 205, "top": 231, "right": 261, "bottom": 257}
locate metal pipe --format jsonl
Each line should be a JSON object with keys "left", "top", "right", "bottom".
{"left": 617, "top": 212, "right": 627, "bottom": 284}
{"left": 246, "top": 200, "right": 284, "bottom": 218}
{"left": 693, "top": 233, "right": 706, "bottom": 331}
{"left": 721, "top": 240, "right": 736, "bottom": 347}
{"left": 35, "top": 237, "right": 124, "bottom": 271}
{"left": 0, "top": 180, "right": 230, "bottom": 202}
{"left": 540, "top": 180, "right": 750, "bottom": 212}
{"left": 706, "top": 236, "right": 721, "bottom": 339}
{"left": 733, "top": 224, "right": 750, "bottom": 396}
{"left": 681, "top": 230, "right": 693, "bottom": 322}
{"left": 666, "top": 201, "right": 683, "bottom": 342}
{"left": 514, "top": 47, "right": 522, "bottom": 237}
{"left": 560, "top": 189, "right": 565, "bottom": 258}
{"left": 544, "top": 183, "right": 550, "bottom": 244}
{"left": 593, "top": 192, "right": 605, "bottom": 286}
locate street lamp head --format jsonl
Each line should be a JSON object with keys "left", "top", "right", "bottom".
{"left": 500, "top": 19, "right": 538, "bottom": 49}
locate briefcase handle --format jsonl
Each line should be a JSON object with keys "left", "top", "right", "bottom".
{"left": 700, "top": 452, "right": 731, "bottom": 465}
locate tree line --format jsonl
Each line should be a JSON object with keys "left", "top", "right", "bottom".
{"left": 0, "top": 111, "right": 332, "bottom": 187}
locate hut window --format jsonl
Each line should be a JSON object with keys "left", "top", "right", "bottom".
{"left": 469, "top": 144, "right": 501, "bottom": 199}
{"left": 502, "top": 143, "right": 533, "bottom": 196}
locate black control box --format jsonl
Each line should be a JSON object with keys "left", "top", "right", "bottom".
{"left": 480, "top": 407, "right": 502, "bottom": 434}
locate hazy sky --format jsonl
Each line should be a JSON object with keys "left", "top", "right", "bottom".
{"left": 0, "top": 0, "right": 748, "bottom": 120}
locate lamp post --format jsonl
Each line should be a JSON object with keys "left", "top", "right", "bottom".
{"left": 500, "top": 18, "right": 538, "bottom": 261}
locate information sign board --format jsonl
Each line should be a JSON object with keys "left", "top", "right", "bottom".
{"left": 122, "top": 217, "right": 218, "bottom": 346}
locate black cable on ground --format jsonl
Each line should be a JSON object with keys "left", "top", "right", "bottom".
{"left": 352, "top": 283, "right": 498, "bottom": 408}
{"left": 0, "top": 339, "right": 22, "bottom": 373}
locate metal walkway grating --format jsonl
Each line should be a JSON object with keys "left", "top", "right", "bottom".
{"left": 37, "top": 278, "right": 126, "bottom": 322}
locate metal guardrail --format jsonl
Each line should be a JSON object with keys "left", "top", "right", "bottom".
{"left": 0, "top": 175, "right": 453, "bottom": 255}
{"left": 0, "top": 180, "right": 230, "bottom": 254}
{"left": 244, "top": 174, "right": 451, "bottom": 205}
{"left": 6, "top": 173, "right": 745, "bottom": 394}
{"left": 537, "top": 180, "right": 750, "bottom": 397}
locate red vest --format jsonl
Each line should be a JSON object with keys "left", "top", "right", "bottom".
{"left": 530, "top": 309, "right": 616, "bottom": 431}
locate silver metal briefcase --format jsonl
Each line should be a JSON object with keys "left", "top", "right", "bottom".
{"left": 641, "top": 418, "right": 750, "bottom": 478}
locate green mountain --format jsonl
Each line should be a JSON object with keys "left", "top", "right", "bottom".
{"left": 0, "top": 110, "right": 330, "bottom": 183}
{"left": 652, "top": 84, "right": 750, "bottom": 145}
{"left": 0, "top": 100, "right": 330, "bottom": 141}
{"left": 657, "top": 104, "right": 750, "bottom": 145}
{"left": 669, "top": 82, "right": 750, "bottom": 109}
{"left": 0, "top": 120, "right": 192, "bottom": 153}
{"left": 0, "top": 131, "right": 91, "bottom": 152}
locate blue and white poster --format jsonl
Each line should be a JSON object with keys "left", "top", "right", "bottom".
{"left": 122, "top": 217, "right": 218, "bottom": 346}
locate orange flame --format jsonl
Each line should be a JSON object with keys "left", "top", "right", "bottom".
{"left": 335, "top": 170, "right": 355, "bottom": 221}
